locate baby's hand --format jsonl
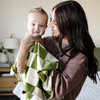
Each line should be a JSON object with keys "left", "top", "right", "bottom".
{"left": 18, "top": 67, "right": 25, "bottom": 74}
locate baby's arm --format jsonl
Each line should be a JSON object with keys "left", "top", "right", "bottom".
{"left": 17, "top": 32, "right": 35, "bottom": 74}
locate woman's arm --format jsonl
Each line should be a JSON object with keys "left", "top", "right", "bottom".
{"left": 43, "top": 37, "right": 88, "bottom": 98}
{"left": 53, "top": 62, "right": 87, "bottom": 98}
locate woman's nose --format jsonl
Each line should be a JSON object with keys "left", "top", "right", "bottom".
{"left": 48, "top": 21, "right": 53, "bottom": 28}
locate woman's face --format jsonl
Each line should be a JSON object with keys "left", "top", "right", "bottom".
{"left": 49, "top": 9, "right": 60, "bottom": 37}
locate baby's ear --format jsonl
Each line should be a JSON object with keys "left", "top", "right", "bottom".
{"left": 26, "top": 22, "right": 28, "bottom": 25}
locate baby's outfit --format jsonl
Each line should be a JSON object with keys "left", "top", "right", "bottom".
{"left": 16, "top": 32, "right": 45, "bottom": 69}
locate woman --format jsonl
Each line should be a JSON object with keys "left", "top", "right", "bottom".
{"left": 43, "top": 0, "right": 98, "bottom": 100}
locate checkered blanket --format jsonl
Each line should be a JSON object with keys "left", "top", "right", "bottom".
{"left": 10, "top": 42, "right": 62, "bottom": 100}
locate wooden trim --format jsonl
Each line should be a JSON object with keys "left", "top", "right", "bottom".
{"left": 0, "top": 67, "right": 11, "bottom": 72}
{"left": 0, "top": 93, "right": 14, "bottom": 96}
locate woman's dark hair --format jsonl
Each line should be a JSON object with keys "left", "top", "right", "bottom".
{"left": 53, "top": 0, "right": 98, "bottom": 83}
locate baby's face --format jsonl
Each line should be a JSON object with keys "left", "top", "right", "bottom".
{"left": 26, "top": 12, "right": 48, "bottom": 37}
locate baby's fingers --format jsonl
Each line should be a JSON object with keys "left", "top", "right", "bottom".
{"left": 18, "top": 68, "right": 25, "bottom": 74}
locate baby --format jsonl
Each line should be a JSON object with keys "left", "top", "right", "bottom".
{"left": 16, "top": 7, "right": 48, "bottom": 74}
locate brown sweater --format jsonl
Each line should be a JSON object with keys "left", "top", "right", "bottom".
{"left": 16, "top": 32, "right": 45, "bottom": 69}
{"left": 43, "top": 36, "right": 88, "bottom": 100}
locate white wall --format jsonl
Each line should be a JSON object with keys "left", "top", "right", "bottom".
{"left": 0, "top": 0, "right": 100, "bottom": 63}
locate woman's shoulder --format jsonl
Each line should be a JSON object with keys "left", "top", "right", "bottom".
{"left": 67, "top": 52, "right": 88, "bottom": 73}
{"left": 63, "top": 53, "right": 88, "bottom": 79}
{"left": 70, "top": 52, "right": 87, "bottom": 64}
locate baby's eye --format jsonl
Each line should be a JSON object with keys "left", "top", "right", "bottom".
{"left": 39, "top": 25, "right": 44, "bottom": 27}
{"left": 32, "top": 24, "right": 35, "bottom": 26}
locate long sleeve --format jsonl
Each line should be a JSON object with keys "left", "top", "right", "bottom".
{"left": 16, "top": 32, "right": 44, "bottom": 69}
{"left": 53, "top": 61, "right": 87, "bottom": 98}
{"left": 16, "top": 33, "right": 35, "bottom": 69}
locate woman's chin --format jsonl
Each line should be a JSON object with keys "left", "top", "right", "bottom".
{"left": 53, "top": 34, "right": 58, "bottom": 38}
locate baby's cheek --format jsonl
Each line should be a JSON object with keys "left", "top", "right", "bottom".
{"left": 40, "top": 30, "right": 45, "bottom": 36}
{"left": 28, "top": 26, "right": 33, "bottom": 31}
{"left": 28, "top": 30, "right": 33, "bottom": 35}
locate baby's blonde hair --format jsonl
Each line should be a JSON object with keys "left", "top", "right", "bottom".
{"left": 28, "top": 6, "right": 48, "bottom": 18}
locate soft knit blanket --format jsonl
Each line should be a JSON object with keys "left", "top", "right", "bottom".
{"left": 10, "top": 41, "right": 62, "bottom": 100}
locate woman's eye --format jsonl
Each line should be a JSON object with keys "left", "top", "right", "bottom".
{"left": 54, "top": 22, "right": 57, "bottom": 25}
{"left": 50, "top": 18, "right": 52, "bottom": 22}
